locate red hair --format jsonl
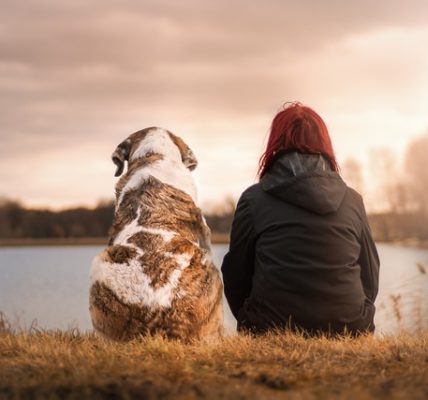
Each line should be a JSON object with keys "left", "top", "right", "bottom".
{"left": 258, "top": 102, "right": 339, "bottom": 178}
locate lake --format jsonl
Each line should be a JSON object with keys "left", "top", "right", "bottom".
{"left": 0, "top": 243, "right": 427, "bottom": 335}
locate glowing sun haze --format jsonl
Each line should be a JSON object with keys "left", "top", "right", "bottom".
{"left": 1, "top": 0, "right": 428, "bottom": 211}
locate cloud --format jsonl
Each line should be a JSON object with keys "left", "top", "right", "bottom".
{"left": 1, "top": 0, "right": 428, "bottom": 207}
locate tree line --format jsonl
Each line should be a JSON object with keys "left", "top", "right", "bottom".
{"left": 341, "top": 133, "right": 428, "bottom": 242}
{"left": 0, "top": 199, "right": 115, "bottom": 239}
{"left": 0, "top": 198, "right": 234, "bottom": 239}
{"left": 0, "top": 133, "right": 427, "bottom": 242}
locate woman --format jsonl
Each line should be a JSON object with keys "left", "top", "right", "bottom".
{"left": 221, "top": 103, "right": 380, "bottom": 335}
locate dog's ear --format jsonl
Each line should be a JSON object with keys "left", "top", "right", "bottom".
{"left": 111, "top": 139, "right": 131, "bottom": 177}
{"left": 168, "top": 132, "right": 198, "bottom": 171}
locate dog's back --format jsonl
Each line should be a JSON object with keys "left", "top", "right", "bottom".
{"left": 89, "top": 128, "right": 223, "bottom": 341}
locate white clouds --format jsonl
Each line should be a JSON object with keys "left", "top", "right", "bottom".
{"left": 1, "top": 1, "right": 428, "bottom": 208}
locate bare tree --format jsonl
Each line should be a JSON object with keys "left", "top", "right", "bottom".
{"left": 369, "top": 148, "right": 407, "bottom": 213}
{"left": 405, "top": 133, "right": 428, "bottom": 215}
{"left": 341, "top": 157, "right": 364, "bottom": 195}
{"left": 204, "top": 196, "right": 236, "bottom": 234}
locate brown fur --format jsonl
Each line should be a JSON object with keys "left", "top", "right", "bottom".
{"left": 110, "top": 177, "right": 207, "bottom": 248}
{"left": 106, "top": 245, "right": 137, "bottom": 264}
{"left": 90, "top": 270, "right": 223, "bottom": 342}
{"left": 114, "top": 152, "right": 164, "bottom": 204}
{"left": 91, "top": 130, "right": 223, "bottom": 341}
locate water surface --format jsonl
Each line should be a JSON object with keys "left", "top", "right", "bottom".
{"left": 0, "top": 243, "right": 427, "bottom": 334}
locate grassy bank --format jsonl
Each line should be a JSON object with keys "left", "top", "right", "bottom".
{"left": 0, "top": 326, "right": 427, "bottom": 400}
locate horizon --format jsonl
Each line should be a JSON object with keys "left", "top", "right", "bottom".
{"left": 1, "top": 1, "right": 428, "bottom": 212}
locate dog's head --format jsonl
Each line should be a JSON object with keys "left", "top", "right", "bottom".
{"left": 111, "top": 127, "right": 198, "bottom": 177}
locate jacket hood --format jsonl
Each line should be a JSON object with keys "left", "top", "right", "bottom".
{"left": 260, "top": 152, "right": 347, "bottom": 214}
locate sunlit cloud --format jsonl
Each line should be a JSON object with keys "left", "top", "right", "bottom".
{"left": 1, "top": 0, "right": 428, "bottom": 209}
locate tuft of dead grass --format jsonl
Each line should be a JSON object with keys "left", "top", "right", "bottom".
{"left": 0, "top": 328, "right": 427, "bottom": 400}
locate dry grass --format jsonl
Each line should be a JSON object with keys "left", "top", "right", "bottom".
{"left": 0, "top": 323, "right": 427, "bottom": 400}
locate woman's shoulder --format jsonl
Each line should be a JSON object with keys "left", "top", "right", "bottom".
{"left": 240, "top": 183, "right": 264, "bottom": 201}
{"left": 233, "top": 184, "right": 264, "bottom": 216}
{"left": 343, "top": 185, "right": 365, "bottom": 207}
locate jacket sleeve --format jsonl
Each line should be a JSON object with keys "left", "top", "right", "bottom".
{"left": 221, "top": 191, "right": 256, "bottom": 319}
{"left": 358, "top": 200, "right": 380, "bottom": 303}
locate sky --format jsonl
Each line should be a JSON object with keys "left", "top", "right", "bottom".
{"left": 1, "top": 0, "right": 428, "bottom": 211}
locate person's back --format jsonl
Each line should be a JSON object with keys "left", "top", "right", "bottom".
{"left": 221, "top": 103, "right": 379, "bottom": 335}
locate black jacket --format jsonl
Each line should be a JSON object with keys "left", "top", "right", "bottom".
{"left": 221, "top": 152, "right": 380, "bottom": 335}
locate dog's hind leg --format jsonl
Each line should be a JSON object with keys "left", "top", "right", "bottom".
{"left": 197, "top": 279, "right": 224, "bottom": 340}
{"left": 199, "top": 301, "right": 224, "bottom": 341}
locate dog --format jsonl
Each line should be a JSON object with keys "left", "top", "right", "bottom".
{"left": 89, "top": 127, "right": 223, "bottom": 341}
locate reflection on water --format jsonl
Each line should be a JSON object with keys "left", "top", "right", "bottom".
{"left": 0, "top": 243, "right": 427, "bottom": 334}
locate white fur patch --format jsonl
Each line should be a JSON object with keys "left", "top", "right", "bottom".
{"left": 113, "top": 210, "right": 176, "bottom": 246}
{"left": 113, "top": 210, "right": 143, "bottom": 246}
{"left": 131, "top": 128, "right": 181, "bottom": 162}
{"left": 91, "top": 208, "right": 188, "bottom": 308}
{"left": 116, "top": 128, "right": 197, "bottom": 208}
{"left": 90, "top": 251, "right": 191, "bottom": 308}
{"left": 140, "top": 227, "right": 176, "bottom": 242}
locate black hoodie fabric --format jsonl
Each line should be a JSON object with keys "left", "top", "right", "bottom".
{"left": 221, "top": 152, "right": 380, "bottom": 335}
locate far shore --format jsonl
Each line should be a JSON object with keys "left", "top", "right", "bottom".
{"left": 376, "top": 237, "right": 428, "bottom": 249}
{"left": 0, "top": 233, "right": 231, "bottom": 247}
{"left": 1, "top": 235, "right": 428, "bottom": 249}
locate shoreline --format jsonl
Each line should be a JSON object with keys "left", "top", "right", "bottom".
{"left": 1, "top": 236, "right": 427, "bottom": 248}
{"left": 376, "top": 238, "right": 428, "bottom": 249}
{"left": 0, "top": 233, "right": 230, "bottom": 247}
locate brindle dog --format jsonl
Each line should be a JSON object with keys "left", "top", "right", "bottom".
{"left": 89, "top": 127, "right": 223, "bottom": 341}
